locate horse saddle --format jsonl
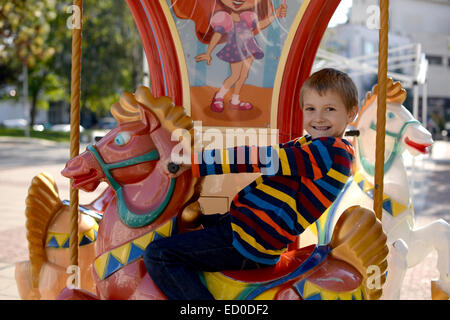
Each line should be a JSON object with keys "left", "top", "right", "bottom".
{"left": 203, "top": 244, "right": 365, "bottom": 300}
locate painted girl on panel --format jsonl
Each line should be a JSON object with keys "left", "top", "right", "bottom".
{"left": 172, "top": 0, "right": 287, "bottom": 112}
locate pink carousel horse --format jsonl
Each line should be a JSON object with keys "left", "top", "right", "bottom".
{"left": 58, "top": 87, "right": 388, "bottom": 300}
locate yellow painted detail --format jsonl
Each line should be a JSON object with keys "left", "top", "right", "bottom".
{"left": 254, "top": 287, "right": 279, "bottom": 300}
{"left": 111, "top": 244, "right": 132, "bottom": 265}
{"left": 132, "top": 232, "right": 155, "bottom": 250}
{"left": 203, "top": 272, "right": 249, "bottom": 300}
{"left": 94, "top": 253, "right": 109, "bottom": 280}
{"left": 155, "top": 219, "right": 173, "bottom": 238}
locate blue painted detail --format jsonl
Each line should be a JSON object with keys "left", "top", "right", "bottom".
{"left": 62, "top": 238, "right": 70, "bottom": 249}
{"left": 79, "top": 235, "right": 93, "bottom": 246}
{"left": 243, "top": 245, "right": 330, "bottom": 300}
{"left": 127, "top": 243, "right": 145, "bottom": 264}
{"left": 46, "top": 237, "right": 59, "bottom": 248}
{"left": 153, "top": 232, "right": 165, "bottom": 242}
{"left": 105, "top": 255, "right": 123, "bottom": 279}
{"left": 305, "top": 293, "right": 322, "bottom": 300}
{"left": 382, "top": 199, "right": 392, "bottom": 214}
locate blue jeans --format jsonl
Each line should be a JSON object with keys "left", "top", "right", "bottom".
{"left": 143, "top": 212, "right": 269, "bottom": 300}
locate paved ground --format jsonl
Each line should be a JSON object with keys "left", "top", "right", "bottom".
{"left": 0, "top": 136, "right": 449, "bottom": 300}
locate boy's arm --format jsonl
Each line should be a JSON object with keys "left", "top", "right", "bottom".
{"left": 190, "top": 138, "right": 352, "bottom": 179}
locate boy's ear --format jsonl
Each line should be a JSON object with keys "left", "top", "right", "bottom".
{"left": 348, "top": 105, "right": 359, "bottom": 124}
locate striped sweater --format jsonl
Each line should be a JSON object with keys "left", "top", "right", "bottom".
{"left": 191, "top": 135, "right": 355, "bottom": 265}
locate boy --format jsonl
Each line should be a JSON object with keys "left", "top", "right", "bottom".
{"left": 144, "top": 68, "right": 359, "bottom": 300}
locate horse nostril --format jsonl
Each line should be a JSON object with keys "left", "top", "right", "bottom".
{"left": 168, "top": 162, "right": 180, "bottom": 174}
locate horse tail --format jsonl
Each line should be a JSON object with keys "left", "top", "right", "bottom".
{"left": 25, "top": 172, "right": 63, "bottom": 289}
{"left": 328, "top": 205, "right": 389, "bottom": 300}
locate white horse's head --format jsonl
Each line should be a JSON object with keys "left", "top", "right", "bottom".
{"left": 353, "top": 79, "right": 433, "bottom": 175}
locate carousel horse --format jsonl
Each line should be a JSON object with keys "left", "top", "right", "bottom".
{"left": 312, "top": 79, "right": 450, "bottom": 300}
{"left": 57, "top": 86, "right": 388, "bottom": 300}
{"left": 14, "top": 173, "right": 113, "bottom": 299}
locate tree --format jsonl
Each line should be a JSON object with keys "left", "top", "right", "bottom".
{"left": 0, "top": 1, "right": 144, "bottom": 127}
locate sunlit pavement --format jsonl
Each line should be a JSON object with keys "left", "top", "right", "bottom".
{"left": 0, "top": 137, "right": 449, "bottom": 300}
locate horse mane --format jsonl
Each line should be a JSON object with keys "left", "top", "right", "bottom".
{"left": 329, "top": 205, "right": 388, "bottom": 300}
{"left": 354, "top": 78, "right": 407, "bottom": 127}
{"left": 110, "top": 87, "right": 204, "bottom": 225}
{"left": 111, "top": 87, "right": 195, "bottom": 146}
{"left": 25, "top": 172, "right": 63, "bottom": 289}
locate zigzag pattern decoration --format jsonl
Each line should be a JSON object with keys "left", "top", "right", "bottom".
{"left": 94, "top": 217, "right": 176, "bottom": 280}
{"left": 46, "top": 223, "right": 99, "bottom": 249}
{"left": 353, "top": 171, "right": 410, "bottom": 217}
{"left": 293, "top": 279, "right": 366, "bottom": 300}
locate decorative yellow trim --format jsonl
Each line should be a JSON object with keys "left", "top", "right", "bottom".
{"left": 301, "top": 279, "right": 366, "bottom": 300}
{"left": 159, "top": 0, "right": 191, "bottom": 113}
{"left": 203, "top": 272, "right": 250, "bottom": 300}
{"left": 270, "top": 0, "right": 312, "bottom": 129}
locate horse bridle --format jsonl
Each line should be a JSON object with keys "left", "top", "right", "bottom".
{"left": 87, "top": 144, "right": 178, "bottom": 228}
{"left": 357, "top": 119, "right": 420, "bottom": 176}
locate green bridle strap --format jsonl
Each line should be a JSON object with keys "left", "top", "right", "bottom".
{"left": 358, "top": 119, "right": 420, "bottom": 176}
{"left": 87, "top": 144, "right": 176, "bottom": 228}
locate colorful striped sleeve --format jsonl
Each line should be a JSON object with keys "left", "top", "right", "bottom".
{"left": 191, "top": 137, "right": 340, "bottom": 179}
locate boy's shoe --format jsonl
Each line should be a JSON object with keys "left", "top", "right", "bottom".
{"left": 229, "top": 101, "right": 253, "bottom": 110}
{"left": 210, "top": 96, "right": 225, "bottom": 112}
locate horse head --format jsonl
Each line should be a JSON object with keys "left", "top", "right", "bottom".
{"left": 353, "top": 78, "right": 433, "bottom": 176}
{"left": 62, "top": 87, "right": 202, "bottom": 230}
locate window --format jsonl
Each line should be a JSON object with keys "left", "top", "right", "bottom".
{"left": 426, "top": 55, "right": 443, "bottom": 66}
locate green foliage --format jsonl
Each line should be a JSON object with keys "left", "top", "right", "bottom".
{"left": 0, "top": 127, "right": 70, "bottom": 142}
{"left": 0, "top": 0, "right": 144, "bottom": 123}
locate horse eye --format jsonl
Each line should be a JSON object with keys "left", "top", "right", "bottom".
{"left": 114, "top": 132, "right": 131, "bottom": 146}
{"left": 388, "top": 112, "right": 395, "bottom": 119}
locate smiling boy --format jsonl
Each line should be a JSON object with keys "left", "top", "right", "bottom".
{"left": 144, "top": 68, "right": 359, "bottom": 300}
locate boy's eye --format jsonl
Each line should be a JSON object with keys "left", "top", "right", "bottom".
{"left": 304, "top": 107, "right": 315, "bottom": 111}
{"left": 326, "top": 106, "right": 336, "bottom": 111}
{"left": 114, "top": 132, "right": 131, "bottom": 146}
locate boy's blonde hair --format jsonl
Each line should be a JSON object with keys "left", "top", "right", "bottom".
{"left": 300, "top": 68, "right": 358, "bottom": 112}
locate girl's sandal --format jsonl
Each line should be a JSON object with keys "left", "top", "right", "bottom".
{"left": 210, "top": 97, "right": 225, "bottom": 112}
{"left": 229, "top": 101, "right": 253, "bottom": 110}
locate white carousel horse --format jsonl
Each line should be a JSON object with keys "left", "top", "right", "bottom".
{"left": 312, "top": 79, "right": 450, "bottom": 300}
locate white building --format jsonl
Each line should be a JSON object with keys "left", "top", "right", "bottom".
{"left": 320, "top": 0, "right": 450, "bottom": 128}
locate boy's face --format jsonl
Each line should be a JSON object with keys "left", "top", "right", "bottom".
{"left": 302, "top": 89, "right": 357, "bottom": 139}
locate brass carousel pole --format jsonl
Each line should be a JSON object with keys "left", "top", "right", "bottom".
{"left": 374, "top": 0, "right": 389, "bottom": 221}
{"left": 69, "top": 0, "right": 83, "bottom": 271}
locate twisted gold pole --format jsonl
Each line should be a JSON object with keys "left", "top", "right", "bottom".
{"left": 374, "top": 0, "right": 389, "bottom": 221}
{"left": 69, "top": 0, "right": 83, "bottom": 268}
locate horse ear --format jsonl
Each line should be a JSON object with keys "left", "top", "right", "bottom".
{"left": 141, "top": 107, "right": 161, "bottom": 133}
